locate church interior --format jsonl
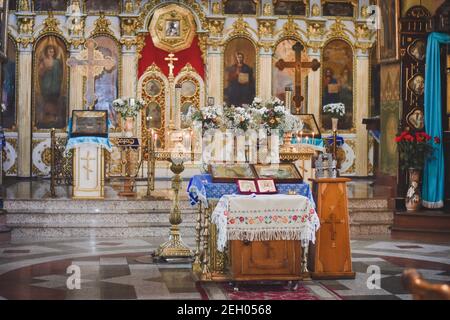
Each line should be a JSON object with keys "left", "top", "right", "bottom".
{"left": 0, "top": 0, "right": 449, "bottom": 302}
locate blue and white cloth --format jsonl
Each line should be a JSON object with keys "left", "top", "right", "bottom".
{"left": 187, "top": 174, "right": 315, "bottom": 208}
{"left": 65, "top": 118, "right": 112, "bottom": 154}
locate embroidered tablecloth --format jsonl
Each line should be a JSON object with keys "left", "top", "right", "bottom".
{"left": 187, "top": 174, "right": 314, "bottom": 208}
{"left": 211, "top": 194, "right": 320, "bottom": 252}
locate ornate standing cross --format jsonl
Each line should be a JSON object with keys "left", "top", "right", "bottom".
{"left": 165, "top": 53, "right": 178, "bottom": 78}
{"left": 67, "top": 39, "right": 116, "bottom": 110}
{"left": 321, "top": 213, "right": 344, "bottom": 248}
{"left": 81, "top": 151, "right": 95, "bottom": 181}
{"left": 275, "top": 42, "right": 321, "bottom": 114}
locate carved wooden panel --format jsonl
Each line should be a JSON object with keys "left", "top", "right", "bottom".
{"left": 400, "top": 6, "right": 432, "bottom": 131}
{"left": 310, "top": 178, "right": 355, "bottom": 279}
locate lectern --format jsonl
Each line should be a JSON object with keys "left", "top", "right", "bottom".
{"left": 309, "top": 178, "right": 355, "bottom": 279}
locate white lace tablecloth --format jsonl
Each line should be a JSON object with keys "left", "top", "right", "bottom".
{"left": 211, "top": 194, "right": 320, "bottom": 252}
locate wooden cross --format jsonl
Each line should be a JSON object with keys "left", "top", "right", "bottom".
{"left": 275, "top": 42, "right": 321, "bottom": 114}
{"left": 81, "top": 151, "right": 95, "bottom": 181}
{"left": 165, "top": 53, "right": 178, "bottom": 78}
{"left": 67, "top": 39, "right": 116, "bottom": 110}
{"left": 321, "top": 213, "right": 344, "bottom": 248}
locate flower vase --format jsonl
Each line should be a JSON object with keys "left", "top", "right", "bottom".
{"left": 123, "top": 116, "right": 135, "bottom": 137}
{"left": 331, "top": 117, "right": 339, "bottom": 131}
{"left": 405, "top": 168, "right": 421, "bottom": 211}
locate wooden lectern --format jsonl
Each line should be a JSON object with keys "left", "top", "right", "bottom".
{"left": 309, "top": 178, "right": 355, "bottom": 279}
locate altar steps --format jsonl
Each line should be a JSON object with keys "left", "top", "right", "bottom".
{"left": 4, "top": 197, "right": 395, "bottom": 240}
{"left": 4, "top": 199, "right": 197, "bottom": 239}
{"left": 391, "top": 211, "right": 450, "bottom": 243}
{"left": 348, "top": 198, "right": 394, "bottom": 236}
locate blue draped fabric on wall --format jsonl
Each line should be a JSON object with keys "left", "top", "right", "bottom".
{"left": 422, "top": 32, "right": 450, "bottom": 209}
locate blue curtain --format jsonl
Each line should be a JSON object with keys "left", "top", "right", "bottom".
{"left": 422, "top": 32, "right": 450, "bottom": 209}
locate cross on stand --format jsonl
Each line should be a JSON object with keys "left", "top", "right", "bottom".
{"left": 81, "top": 151, "right": 95, "bottom": 181}
{"left": 275, "top": 42, "right": 320, "bottom": 114}
{"left": 321, "top": 212, "right": 344, "bottom": 248}
{"left": 67, "top": 39, "right": 116, "bottom": 110}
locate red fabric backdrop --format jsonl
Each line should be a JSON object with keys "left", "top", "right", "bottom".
{"left": 138, "top": 34, "right": 205, "bottom": 79}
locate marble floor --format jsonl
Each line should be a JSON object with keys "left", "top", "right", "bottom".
{"left": 0, "top": 236, "right": 448, "bottom": 300}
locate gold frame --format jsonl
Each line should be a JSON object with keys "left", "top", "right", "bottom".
{"left": 222, "top": 35, "right": 259, "bottom": 106}
{"left": 31, "top": 32, "right": 70, "bottom": 133}
{"left": 223, "top": 0, "right": 259, "bottom": 16}
{"left": 376, "top": 0, "right": 400, "bottom": 63}
{"left": 321, "top": 0, "right": 357, "bottom": 20}
{"left": 272, "top": 0, "right": 308, "bottom": 17}
{"left": 149, "top": 4, "right": 196, "bottom": 53}
{"left": 319, "top": 37, "right": 356, "bottom": 134}
{"left": 3, "top": 34, "right": 18, "bottom": 132}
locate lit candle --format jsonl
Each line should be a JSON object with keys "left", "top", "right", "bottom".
{"left": 300, "top": 131, "right": 303, "bottom": 143}
{"left": 312, "top": 132, "right": 315, "bottom": 140}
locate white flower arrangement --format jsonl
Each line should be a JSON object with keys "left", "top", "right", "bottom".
{"left": 323, "top": 103, "right": 345, "bottom": 118}
{"left": 0, "top": 103, "right": 6, "bottom": 113}
{"left": 112, "top": 97, "right": 145, "bottom": 118}
{"left": 190, "top": 97, "right": 304, "bottom": 133}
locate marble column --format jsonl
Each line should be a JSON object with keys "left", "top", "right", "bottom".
{"left": 258, "top": 46, "right": 273, "bottom": 100}
{"left": 355, "top": 53, "right": 370, "bottom": 176}
{"left": 206, "top": 45, "right": 223, "bottom": 105}
{"left": 68, "top": 47, "right": 84, "bottom": 113}
{"left": 121, "top": 45, "right": 138, "bottom": 136}
{"left": 306, "top": 48, "right": 321, "bottom": 119}
{"left": 17, "top": 46, "right": 32, "bottom": 177}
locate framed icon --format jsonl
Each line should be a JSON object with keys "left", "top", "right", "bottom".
{"left": 236, "top": 179, "right": 257, "bottom": 194}
{"left": 209, "top": 163, "right": 256, "bottom": 182}
{"left": 256, "top": 179, "right": 277, "bottom": 194}
{"left": 252, "top": 163, "right": 303, "bottom": 183}
{"left": 71, "top": 110, "right": 108, "bottom": 137}
{"left": 296, "top": 114, "right": 321, "bottom": 138}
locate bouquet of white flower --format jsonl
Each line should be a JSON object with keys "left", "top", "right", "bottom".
{"left": 224, "top": 105, "right": 252, "bottom": 132}
{"left": 190, "top": 105, "right": 223, "bottom": 131}
{"left": 1, "top": 103, "right": 6, "bottom": 113}
{"left": 112, "top": 97, "right": 145, "bottom": 118}
{"left": 323, "top": 103, "right": 345, "bottom": 118}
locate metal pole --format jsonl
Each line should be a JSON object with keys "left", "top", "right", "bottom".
{"left": 50, "top": 128, "right": 56, "bottom": 198}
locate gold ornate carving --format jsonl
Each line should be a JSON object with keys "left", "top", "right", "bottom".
{"left": 91, "top": 13, "right": 114, "bottom": 37}
{"left": 208, "top": 19, "right": 225, "bottom": 37}
{"left": 40, "top": 12, "right": 63, "bottom": 35}
{"left": 307, "top": 40, "right": 324, "bottom": 53}
{"left": 70, "top": 38, "right": 85, "bottom": 49}
{"left": 307, "top": 22, "right": 325, "bottom": 38}
{"left": 120, "top": 38, "right": 137, "bottom": 50}
{"left": 355, "top": 41, "right": 373, "bottom": 54}
{"left": 212, "top": 2, "right": 221, "bottom": 15}
{"left": 135, "top": 33, "right": 147, "bottom": 58}
{"left": 258, "top": 41, "right": 274, "bottom": 53}
{"left": 263, "top": 3, "right": 273, "bottom": 16}
{"left": 18, "top": 17, "right": 34, "bottom": 34}
{"left": 311, "top": 3, "right": 321, "bottom": 17}
{"left": 144, "top": 62, "right": 162, "bottom": 74}
{"left": 149, "top": 4, "right": 196, "bottom": 53}
{"left": 124, "top": 0, "right": 134, "bottom": 13}
{"left": 258, "top": 20, "right": 275, "bottom": 38}
{"left": 231, "top": 16, "right": 251, "bottom": 36}
{"left": 355, "top": 23, "right": 372, "bottom": 40}
{"left": 18, "top": 0, "right": 29, "bottom": 11}
{"left": 68, "top": 16, "right": 85, "bottom": 37}
{"left": 197, "top": 33, "right": 208, "bottom": 64}
{"left": 360, "top": 5, "right": 369, "bottom": 18}
{"left": 281, "top": 16, "right": 300, "bottom": 37}
{"left": 16, "top": 36, "right": 34, "bottom": 48}
{"left": 121, "top": 17, "right": 139, "bottom": 36}
{"left": 329, "top": 18, "right": 346, "bottom": 37}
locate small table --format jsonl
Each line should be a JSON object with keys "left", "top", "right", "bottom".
{"left": 187, "top": 176, "right": 318, "bottom": 281}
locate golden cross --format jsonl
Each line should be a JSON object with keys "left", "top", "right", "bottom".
{"left": 321, "top": 213, "right": 344, "bottom": 248}
{"left": 275, "top": 42, "right": 320, "bottom": 114}
{"left": 164, "top": 52, "right": 178, "bottom": 77}
{"left": 81, "top": 151, "right": 95, "bottom": 181}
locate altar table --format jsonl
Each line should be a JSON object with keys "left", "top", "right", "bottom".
{"left": 187, "top": 175, "right": 318, "bottom": 281}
